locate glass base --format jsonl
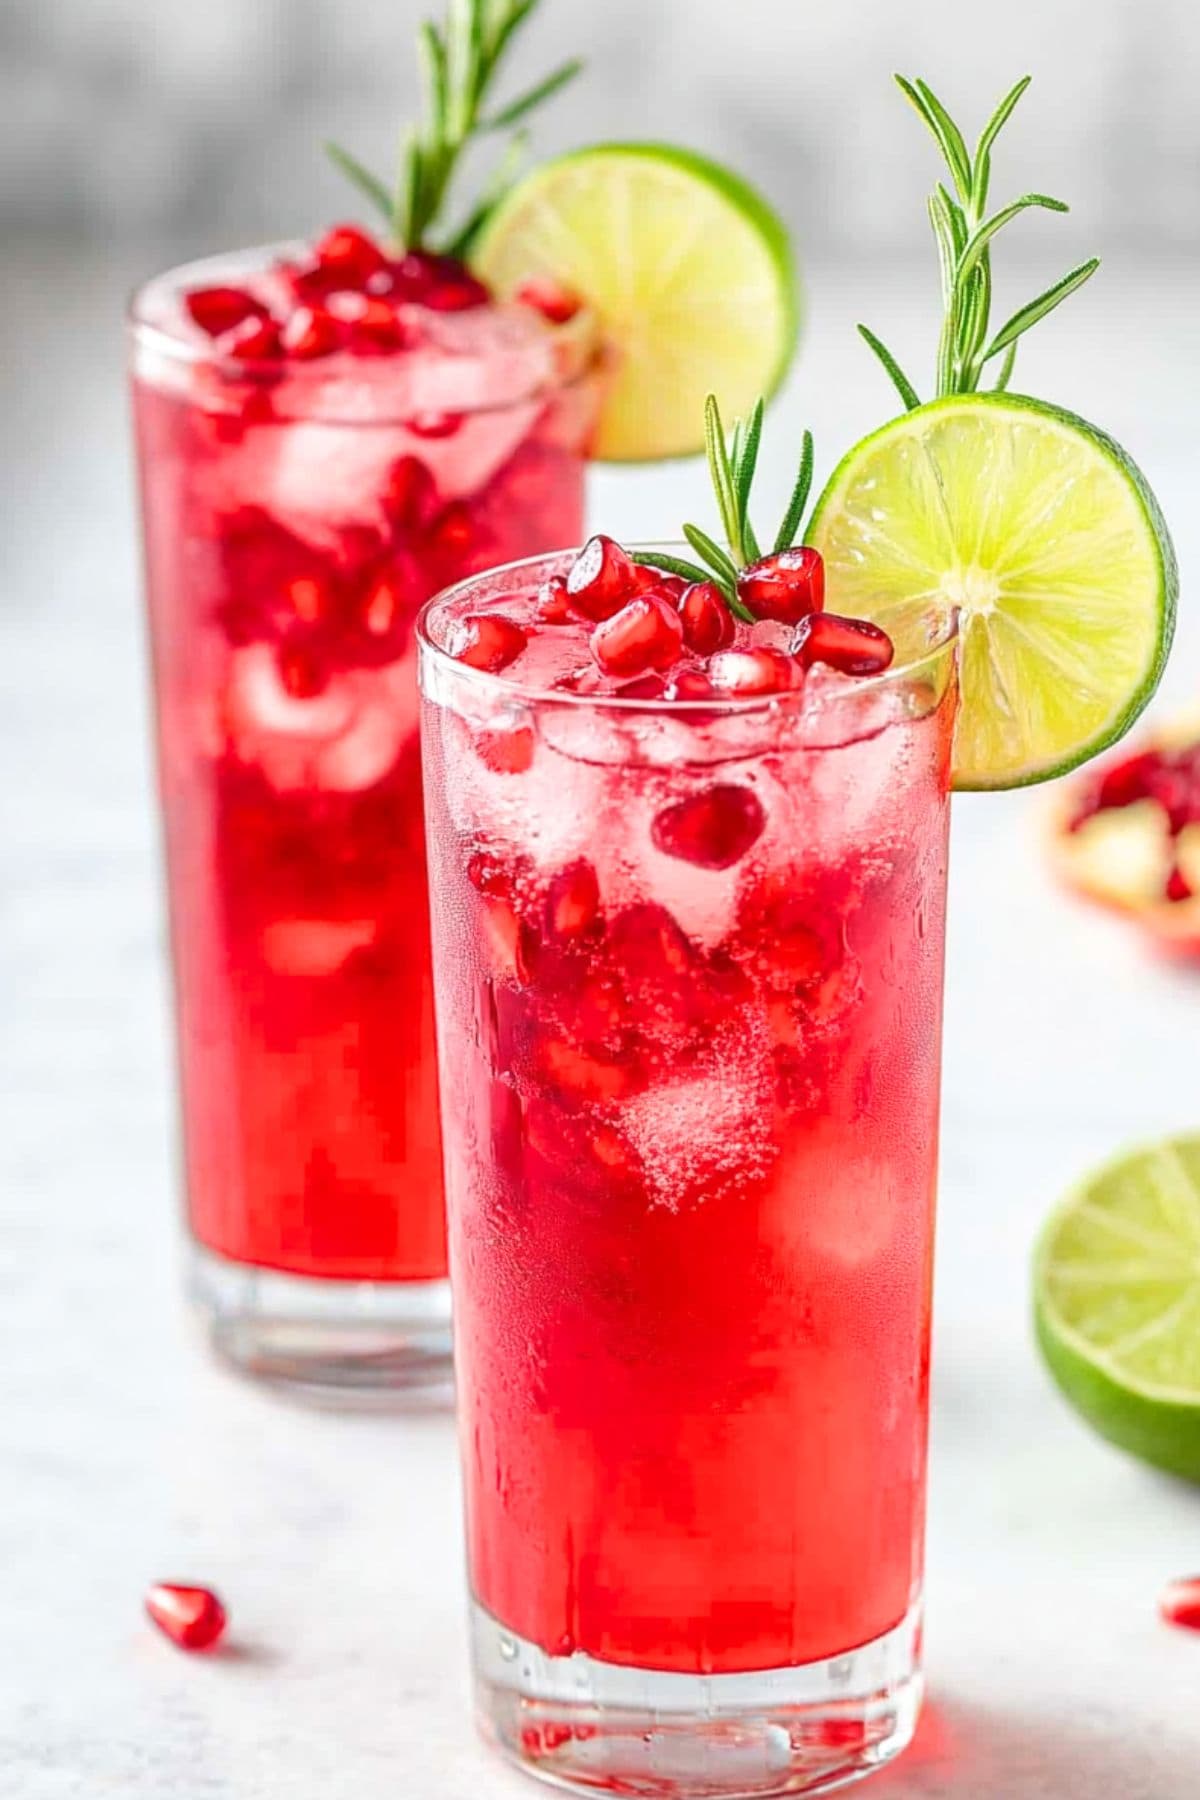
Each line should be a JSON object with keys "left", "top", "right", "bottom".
{"left": 471, "top": 1600, "right": 922, "bottom": 1799}
{"left": 187, "top": 1244, "right": 453, "bottom": 1406}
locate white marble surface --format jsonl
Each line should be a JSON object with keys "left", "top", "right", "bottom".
{"left": 4, "top": 243, "right": 1200, "bottom": 1797}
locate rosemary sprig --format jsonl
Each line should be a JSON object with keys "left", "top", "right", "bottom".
{"left": 632, "top": 394, "right": 816, "bottom": 624}
{"left": 859, "top": 74, "right": 1100, "bottom": 409}
{"left": 325, "top": 0, "right": 581, "bottom": 253}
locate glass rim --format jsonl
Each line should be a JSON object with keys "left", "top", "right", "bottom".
{"left": 125, "top": 240, "right": 602, "bottom": 419}
{"left": 417, "top": 544, "right": 961, "bottom": 718}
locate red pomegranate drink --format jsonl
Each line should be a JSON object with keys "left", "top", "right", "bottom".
{"left": 419, "top": 428, "right": 957, "bottom": 1789}
{"left": 131, "top": 237, "right": 598, "bottom": 1391}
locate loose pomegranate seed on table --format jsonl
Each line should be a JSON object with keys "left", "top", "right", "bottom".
{"left": 737, "top": 546, "right": 826, "bottom": 623}
{"left": 793, "top": 612, "right": 895, "bottom": 676}
{"left": 651, "top": 784, "right": 766, "bottom": 870}
{"left": 185, "top": 285, "right": 268, "bottom": 338}
{"left": 566, "top": 534, "right": 636, "bottom": 621}
{"left": 590, "top": 593, "right": 684, "bottom": 678}
{"left": 144, "top": 1583, "right": 228, "bottom": 1652}
{"left": 677, "top": 581, "right": 736, "bottom": 655}
{"left": 448, "top": 613, "right": 528, "bottom": 673}
{"left": 1160, "top": 1576, "right": 1200, "bottom": 1630}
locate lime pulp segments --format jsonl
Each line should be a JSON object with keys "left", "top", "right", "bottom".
{"left": 1035, "top": 1135, "right": 1200, "bottom": 1483}
{"left": 471, "top": 143, "right": 799, "bottom": 462}
{"left": 805, "top": 393, "right": 1177, "bottom": 791}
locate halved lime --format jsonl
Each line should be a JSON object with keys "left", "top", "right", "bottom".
{"left": 1034, "top": 1135, "right": 1200, "bottom": 1482}
{"left": 471, "top": 143, "right": 798, "bottom": 462}
{"left": 805, "top": 394, "right": 1177, "bottom": 790}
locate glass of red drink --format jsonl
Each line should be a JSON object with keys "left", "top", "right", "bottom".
{"left": 130, "top": 242, "right": 599, "bottom": 1397}
{"left": 418, "top": 547, "right": 957, "bottom": 1795}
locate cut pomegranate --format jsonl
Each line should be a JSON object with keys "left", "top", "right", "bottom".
{"left": 185, "top": 286, "right": 268, "bottom": 338}
{"left": 737, "top": 546, "right": 825, "bottom": 623}
{"left": 145, "top": 1583, "right": 227, "bottom": 1652}
{"left": 590, "top": 593, "right": 684, "bottom": 678}
{"left": 792, "top": 612, "right": 894, "bottom": 676}
{"left": 1160, "top": 1575, "right": 1200, "bottom": 1630}
{"left": 381, "top": 455, "right": 438, "bottom": 533}
{"left": 314, "top": 223, "right": 389, "bottom": 286}
{"left": 707, "top": 647, "right": 802, "bottom": 697}
{"left": 515, "top": 278, "right": 583, "bottom": 324}
{"left": 280, "top": 305, "right": 340, "bottom": 359}
{"left": 676, "top": 581, "right": 735, "bottom": 655}
{"left": 566, "top": 535, "right": 636, "bottom": 622}
{"left": 536, "top": 576, "right": 573, "bottom": 624}
{"left": 544, "top": 860, "right": 600, "bottom": 941}
{"left": 215, "top": 316, "right": 283, "bottom": 363}
{"left": 448, "top": 614, "right": 528, "bottom": 673}
{"left": 652, "top": 785, "right": 766, "bottom": 869}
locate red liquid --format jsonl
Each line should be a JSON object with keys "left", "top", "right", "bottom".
{"left": 132, "top": 253, "right": 597, "bottom": 1281}
{"left": 421, "top": 571, "right": 955, "bottom": 1672}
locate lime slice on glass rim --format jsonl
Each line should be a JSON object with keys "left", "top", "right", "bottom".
{"left": 1034, "top": 1135, "right": 1200, "bottom": 1482}
{"left": 805, "top": 393, "right": 1177, "bottom": 790}
{"left": 471, "top": 143, "right": 799, "bottom": 462}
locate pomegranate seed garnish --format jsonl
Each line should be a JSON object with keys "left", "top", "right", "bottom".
{"left": 651, "top": 784, "right": 766, "bottom": 869}
{"left": 737, "top": 546, "right": 826, "bottom": 623}
{"left": 475, "top": 723, "right": 536, "bottom": 775}
{"left": 362, "top": 576, "right": 400, "bottom": 636}
{"left": 1166, "top": 864, "right": 1193, "bottom": 903}
{"left": 145, "top": 1583, "right": 227, "bottom": 1652}
{"left": 216, "top": 316, "right": 283, "bottom": 363}
{"left": 536, "top": 576, "right": 573, "bottom": 624}
{"left": 185, "top": 285, "right": 267, "bottom": 338}
{"left": 448, "top": 613, "right": 528, "bottom": 673}
{"left": 617, "top": 673, "right": 668, "bottom": 700}
{"left": 792, "top": 612, "right": 895, "bottom": 676}
{"left": 409, "top": 411, "right": 463, "bottom": 439}
{"left": 566, "top": 535, "right": 636, "bottom": 622}
{"left": 707, "top": 647, "right": 802, "bottom": 697}
{"left": 278, "top": 641, "right": 327, "bottom": 698}
{"left": 677, "top": 581, "right": 736, "bottom": 655}
{"left": 544, "top": 860, "right": 600, "bottom": 940}
{"left": 428, "top": 502, "right": 475, "bottom": 559}
{"left": 382, "top": 455, "right": 438, "bottom": 532}
{"left": 280, "top": 305, "right": 340, "bottom": 359}
{"left": 286, "top": 576, "right": 328, "bottom": 623}
{"left": 327, "top": 292, "right": 405, "bottom": 352}
{"left": 1160, "top": 1576, "right": 1200, "bottom": 1630}
{"left": 423, "top": 270, "right": 490, "bottom": 311}
{"left": 468, "top": 850, "right": 517, "bottom": 900}
{"left": 667, "top": 668, "right": 717, "bottom": 701}
{"left": 389, "top": 251, "right": 441, "bottom": 300}
{"left": 314, "top": 223, "right": 388, "bottom": 286}
{"left": 630, "top": 566, "right": 686, "bottom": 600}
{"left": 515, "top": 277, "right": 583, "bottom": 324}
{"left": 591, "top": 593, "right": 684, "bottom": 678}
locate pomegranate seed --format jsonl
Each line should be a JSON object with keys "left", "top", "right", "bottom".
{"left": 707, "top": 647, "right": 802, "bottom": 697}
{"left": 628, "top": 565, "right": 684, "bottom": 598}
{"left": 468, "top": 850, "right": 519, "bottom": 900}
{"left": 382, "top": 455, "right": 438, "bottom": 533}
{"left": 616, "top": 673, "right": 667, "bottom": 700}
{"left": 145, "top": 1583, "right": 227, "bottom": 1652}
{"left": 389, "top": 251, "right": 443, "bottom": 301}
{"left": 448, "top": 613, "right": 528, "bottom": 673}
{"left": 677, "top": 581, "right": 735, "bottom": 655}
{"left": 1160, "top": 1576, "right": 1200, "bottom": 1630}
{"left": 280, "top": 305, "right": 340, "bottom": 359}
{"left": 667, "top": 668, "right": 717, "bottom": 701}
{"left": 792, "top": 612, "right": 894, "bottom": 676}
{"left": 1166, "top": 864, "right": 1193, "bottom": 903}
{"left": 481, "top": 897, "right": 532, "bottom": 982}
{"left": 286, "top": 576, "right": 328, "bottom": 622}
{"left": 409, "top": 411, "right": 463, "bottom": 439}
{"left": 326, "top": 291, "right": 404, "bottom": 352}
{"left": 1096, "top": 751, "right": 1160, "bottom": 812}
{"left": 652, "top": 784, "right": 765, "bottom": 869}
{"left": 428, "top": 501, "right": 475, "bottom": 559}
{"left": 185, "top": 285, "right": 267, "bottom": 338}
{"left": 515, "top": 277, "right": 582, "bottom": 324}
{"left": 474, "top": 723, "right": 536, "bottom": 775}
{"left": 737, "top": 546, "right": 826, "bottom": 623}
{"left": 314, "top": 223, "right": 388, "bottom": 286}
{"left": 591, "top": 594, "right": 684, "bottom": 678}
{"left": 215, "top": 316, "right": 282, "bottom": 362}
{"left": 566, "top": 535, "right": 636, "bottom": 622}
{"left": 537, "top": 1038, "right": 632, "bottom": 1104}
{"left": 423, "top": 270, "right": 490, "bottom": 311}
{"left": 536, "top": 576, "right": 573, "bottom": 624}
{"left": 278, "top": 641, "right": 327, "bottom": 698}
{"left": 544, "top": 860, "right": 600, "bottom": 940}
{"left": 362, "top": 575, "right": 400, "bottom": 636}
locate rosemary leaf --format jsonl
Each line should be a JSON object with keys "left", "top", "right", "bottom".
{"left": 630, "top": 550, "right": 718, "bottom": 590}
{"left": 704, "top": 395, "right": 742, "bottom": 556}
{"left": 857, "top": 326, "right": 921, "bottom": 412}
{"left": 982, "top": 257, "right": 1101, "bottom": 360}
{"left": 483, "top": 59, "right": 582, "bottom": 129}
{"left": 992, "top": 342, "right": 1018, "bottom": 391}
{"left": 418, "top": 22, "right": 449, "bottom": 145}
{"left": 896, "top": 75, "right": 972, "bottom": 199}
{"left": 444, "top": 130, "right": 529, "bottom": 256}
{"left": 928, "top": 189, "right": 959, "bottom": 314}
{"left": 735, "top": 397, "right": 765, "bottom": 549}
{"left": 938, "top": 183, "right": 968, "bottom": 258}
{"left": 684, "top": 523, "right": 739, "bottom": 587}
{"left": 957, "top": 193, "right": 1068, "bottom": 286}
{"left": 324, "top": 142, "right": 394, "bottom": 226}
{"left": 774, "top": 430, "right": 814, "bottom": 551}
{"left": 488, "top": 0, "right": 539, "bottom": 69}
{"left": 394, "top": 126, "right": 425, "bottom": 247}
{"left": 971, "top": 74, "right": 1032, "bottom": 212}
